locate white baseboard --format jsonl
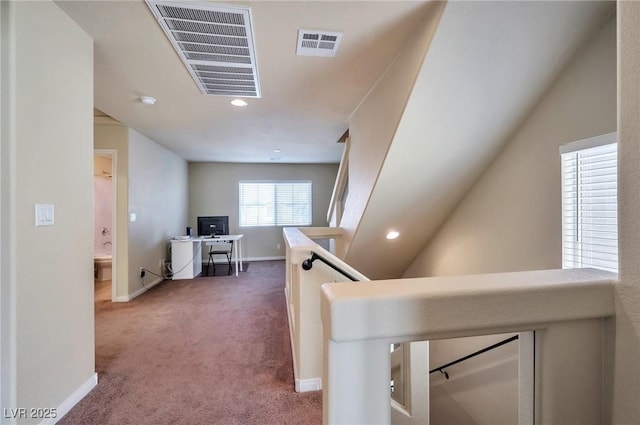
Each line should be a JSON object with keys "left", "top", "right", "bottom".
{"left": 42, "top": 372, "right": 97, "bottom": 425}
{"left": 245, "top": 256, "right": 285, "bottom": 262}
{"left": 113, "top": 277, "right": 162, "bottom": 302}
{"left": 295, "top": 377, "right": 322, "bottom": 392}
{"left": 284, "top": 288, "right": 299, "bottom": 388}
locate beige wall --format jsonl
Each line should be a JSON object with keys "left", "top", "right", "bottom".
{"left": 614, "top": 1, "right": 640, "bottom": 422}
{"left": 429, "top": 333, "right": 519, "bottom": 425}
{"left": 403, "top": 16, "right": 616, "bottom": 425}
{"left": 406, "top": 17, "right": 617, "bottom": 278}
{"left": 128, "top": 129, "right": 188, "bottom": 293}
{"left": 1, "top": 0, "right": 11, "bottom": 409}
{"left": 6, "top": 1, "right": 95, "bottom": 420}
{"left": 189, "top": 162, "right": 338, "bottom": 260}
{"left": 94, "top": 123, "right": 129, "bottom": 298}
{"left": 95, "top": 125, "right": 188, "bottom": 299}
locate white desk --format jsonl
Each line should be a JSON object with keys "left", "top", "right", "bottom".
{"left": 203, "top": 234, "right": 244, "bottom": 277}
{"left": 170, "top": 235, "right": 244, "bottom": 279}
{"left": 170, "top": 238, "right": 203, "bottom": 279}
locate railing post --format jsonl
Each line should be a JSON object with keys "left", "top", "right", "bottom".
{"left": 323, "top": 338, "right": 391, "bottom": 425}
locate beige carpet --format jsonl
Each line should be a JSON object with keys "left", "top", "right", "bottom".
{"left": 60, "top": 261, "right": 322, "bottom": 424}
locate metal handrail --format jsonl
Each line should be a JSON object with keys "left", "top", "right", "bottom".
{"left": 301, "top": 252, "right": 359, "bottom": 282}
{"left": 429, "top": 335, "right": 519, "bottom": 379}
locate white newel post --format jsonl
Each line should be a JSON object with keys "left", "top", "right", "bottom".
{"left": 323, "top": 338, "right": 391, "bottom": 425}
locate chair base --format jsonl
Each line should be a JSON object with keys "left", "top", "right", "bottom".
{"left": 205, "top": 257, "right": 232, "bottom": 276}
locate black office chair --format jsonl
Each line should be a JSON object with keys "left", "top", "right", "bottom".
{"left": 205, "top": 239, "right": 233, "bottom": 276}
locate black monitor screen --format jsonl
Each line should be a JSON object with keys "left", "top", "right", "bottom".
{"left": 197, "top": 216, "right": 229, "bottom": 236}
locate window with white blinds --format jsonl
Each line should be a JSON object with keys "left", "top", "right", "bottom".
{"left": 561, "top": 133, "right": 618, "bottom": 273}
{"left": 239, "top": 181, "right": 312, "bottom": 227}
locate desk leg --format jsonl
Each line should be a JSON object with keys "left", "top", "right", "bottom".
{"left": 234, "top": 240, "right": 239, "bottom": 277}
{"left": 239, "top": 239, "right": 243, "bottom": 272}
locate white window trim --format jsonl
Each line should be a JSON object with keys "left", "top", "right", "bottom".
{"left": 559, "top": 132, "right": 617, "bottom": 154}
{"left": 560, "top": 132, "right": 618, "bottom": 273}
{"left": 239, "top": 180, "right": 313, "bottom": 227}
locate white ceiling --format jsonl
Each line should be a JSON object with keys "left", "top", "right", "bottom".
{"left": 57, "top": 0, "right": 434, "bottom": 163}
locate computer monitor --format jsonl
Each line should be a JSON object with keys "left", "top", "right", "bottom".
{"left": 197, "top": 216, "right": 229, "bottom": 236}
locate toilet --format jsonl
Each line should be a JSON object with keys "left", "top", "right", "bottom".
{"left": 94, "top": 255, "right": 112, "bottom": 281}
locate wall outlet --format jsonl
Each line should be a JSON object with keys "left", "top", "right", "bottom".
{"left": 159, "top": 259, "right": 164, "bottom": 267}
{"left": 276, "top": 243, "right": 281, "bottom": 250}
{"left": 139, "top": 267, "right": 145, "bottom": 278}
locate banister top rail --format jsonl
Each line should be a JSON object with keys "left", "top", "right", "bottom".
{"left": 283, "top": 227, "right": 369, "bottom": 282}
{"left": 429, "top": 334, "right": 519, "bottom": 380}
{"left": 321, "top": 268, "right": 616, "bottom": 343}
{"left": 302, "top": 252, "right": 359, "bottom": 282}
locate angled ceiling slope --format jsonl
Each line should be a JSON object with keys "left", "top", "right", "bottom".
{"left": 146, "top": 0, "right": 261, "bottom": 97}
{"left": 344, "top": 1, "right": 614, "bottom": 280}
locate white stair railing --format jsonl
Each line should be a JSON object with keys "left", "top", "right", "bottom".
{"left": 321, "top": 268, "right": 616, "bottom": 425}
{"left": 285, "top": 226, "right": 616, "bottom": 424}
{"left": 283, "top": 227, "right": 368, "bottom": 392}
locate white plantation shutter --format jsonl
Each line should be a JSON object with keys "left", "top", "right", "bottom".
{"left": 561, "top": 133, "right": 618, "bottom": 273}
{"left": 239, "top": 181, "right": 312, "bottom": 227}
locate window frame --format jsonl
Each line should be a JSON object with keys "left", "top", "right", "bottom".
{"left": 238, "top": 180, "right": 313, "bottom": 228}
{"left": 560, "top": 132, "right": 618, "bottom": 273}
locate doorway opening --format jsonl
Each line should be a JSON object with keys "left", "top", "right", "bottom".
{"left": 94, "top": 150, "right": 117, "bottom": 301}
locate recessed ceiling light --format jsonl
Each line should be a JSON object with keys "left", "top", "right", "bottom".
{"left": 274, "top": 149, "right": 281, "bottom": 153}
{"left": 140, "top": 96, "right": 156, "bottom": 105}
{"left": 386, "top": 231, "right": 400, "bottom": 240}
{"left": 230, "top": 99, "right": 248, "bottom": 107}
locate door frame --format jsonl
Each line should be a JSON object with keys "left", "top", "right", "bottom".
{"left": 94, "top": 149, "right": 118, "bottom": 301}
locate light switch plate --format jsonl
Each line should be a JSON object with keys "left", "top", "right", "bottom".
{"left": 35, "top": 204, "right": 54, "bottom": 226}
{"left": 129, "top": 213, "right": 137, "bottom": 222}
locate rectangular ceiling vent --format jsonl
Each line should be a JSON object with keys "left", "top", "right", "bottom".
{"left": 146, "top": 1, "right": 260, "bottom": 98}
{"left": 296, "top": 29, "right": 342, "bottom": 57}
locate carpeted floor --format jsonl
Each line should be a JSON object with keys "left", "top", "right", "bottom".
{"left": 61, "top": 260, "right": 322, "bottom": 425}
{"left": 200, "top": 261, "right": 250, "bottom": 277}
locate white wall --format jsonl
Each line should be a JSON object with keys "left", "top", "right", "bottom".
{"left": 189, "top": 162, "right": 338, "bottom": 260}
{"left": 405, "top": 15, "right": 616, "bottom": 425}
{"left": 2, "top": 1, "right": 96, "bottom": 421}
{"left": 128, "top": 129, "right": 188, "bottom": 294}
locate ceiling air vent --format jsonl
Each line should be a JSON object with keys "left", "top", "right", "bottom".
{"left": 146, "top": 1, "right": 260, "bottom": 98}
{"left": 296, "top": 29, "right": 342, "bottom": 57}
